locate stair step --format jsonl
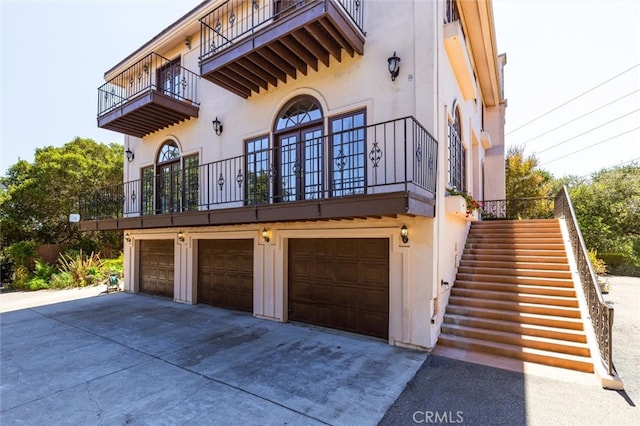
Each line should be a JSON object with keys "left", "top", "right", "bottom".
{"left": 437, "top": 334, "right": 593, "bottom": 373}
{"left": 457, "top": 266, "right": 572, "bottom": 279}
{"left": 464, "top": 248, "right": 567, "bottom": 257}
{"left": 448, "top": 297, "right": 582, "bottom": 318}
{"left": 440, "top": 324, "right": 591, "bottom": 357}
{"left": 468, "top": 230, "right": 561, "bottom": 238}
{"left": 454, "top": 281, "right": 576, "bottom": 297}
{"left": 451, "top": 288, "right": 578, "bottom": 307}
{"left": 465, "top": 242, "right": 566, "bottom": 250}
{"left": 446, "top": 305, "right": 585, "bottom": 330}
{"left": 461, "top": 254, "right": 568, "bottom": 264}
{"left": 472, "top": 219, "right": 559, "bottom": 227}
{"left": 467, "top": 237, "right": 565, "bottom": 245}
{"left": 443, "top": 314, "right": 587, "bottom": 343}
{"left": 455, "top": 273, "right": 574, "bottom": 287}
{"left": 459, "top": 260, "right": 570, "bottom": 271}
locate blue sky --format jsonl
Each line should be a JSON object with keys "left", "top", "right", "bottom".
{"left": 1, "top": 0, "right": 639, "bottom": 179}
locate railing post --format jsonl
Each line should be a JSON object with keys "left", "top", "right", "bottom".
{"left": 403, "top": 118, "right": 408, "bottom": 193}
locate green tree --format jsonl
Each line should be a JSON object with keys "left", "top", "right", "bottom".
{"left": 504, "top": 145, "right": 553, "bottom": 218}
{"left": 0, "top": 138, "right": 123, "bottom": 248}
{"left": 569, "top": 163, "right": 640, "bottom": 270}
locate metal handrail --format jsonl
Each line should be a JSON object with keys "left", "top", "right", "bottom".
{"left": 199, "top": 0, "right": 365, "bottom": 63}
{"left": 555, "top": 186, "right": 615, "bottom": 375}
{"left": 97, "top": 52, "right": 200, "bottom": 117}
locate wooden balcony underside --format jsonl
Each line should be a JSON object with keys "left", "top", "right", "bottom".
{"left": 200, "top": 1, "right": 365, "bottom": 98}
{"left": 79, "top": 191, "right": 435, "bottom": 231}
{"left": 97, "top": 90, "right": 199, "bottom": 138}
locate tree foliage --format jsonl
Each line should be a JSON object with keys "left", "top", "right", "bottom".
{"left": 569, "top": 164, "right": 640, "bottom": 269}
{"left": 504, "top": 146, "right": 554, "bottom": 218}
{"left": 0, "top": 138, "right": 123, "bottom": 248}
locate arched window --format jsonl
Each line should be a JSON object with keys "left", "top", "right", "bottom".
{"left": 273, "top": 96, "right": 324, "bottom": 201}
{"left": 448, "top": 105, "right": 466, "bottom": 192}
{"left": 141, "top": 140, "right": 199, "bottom": 215}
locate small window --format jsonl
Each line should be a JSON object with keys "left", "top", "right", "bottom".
{"left": 158, "top": 141, "right": 180, "bottom": 163}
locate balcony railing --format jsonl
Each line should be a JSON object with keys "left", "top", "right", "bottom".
{"left": 97, "top": 53, "right": 200, "bottom": 137}
{"left": 98, "top": 52, "right": 199, "bottom": 116}
{"left": 79, "top": 116, "right": 437, "bottom": 221}
{"left": 480, "top": 197, "right": 555, "bottom": 220}
{"left": 199, "top": 0, "right": 364, "bottom": 63}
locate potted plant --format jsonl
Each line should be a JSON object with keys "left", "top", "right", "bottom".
{"left": 446, "top": 187, "right": 481, "bottom": 220}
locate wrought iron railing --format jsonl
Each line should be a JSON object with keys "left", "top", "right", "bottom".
{"left": 555, "top": 186, "right": 615, "bottom": 376}
{"left": 480, "top": 197, "right": 554, "bottom": 220}
{"left": 79, "top": 116, "right": 437, "bottom": 220}
{"left": 444, "top": 0, "right": 460, "bottom": 23}
{"left": 98, "top": 52, "right": 200, "bottom": 117}
{"left": 199, "top": 0, "right": 365, "bottom": 63}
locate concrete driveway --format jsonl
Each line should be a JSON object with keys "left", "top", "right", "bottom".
{"left": 1, "top": 291, "right": 426, "bottom": 425}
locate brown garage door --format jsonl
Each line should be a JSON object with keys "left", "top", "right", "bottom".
{"left": 198, "top": 239, "right": 253, "bottom": 312}
{"left": 288, "top": 238, "right": 389, "bottom": 339}
{"left": 139, "top": 239, "right": 174, "bottom": 298}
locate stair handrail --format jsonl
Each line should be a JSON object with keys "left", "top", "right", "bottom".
{"left": 554, "top": 186, "right": 615, "bottom": 375}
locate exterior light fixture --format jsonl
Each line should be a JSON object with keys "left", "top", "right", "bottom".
{"left": 212, "top": 117, "right": 223, "bottom": 135}
{"left": 178, "top": 230, "right": 185, "bottom": 243}
{"left": 125, "top": 232, "right": 132, "bottom": 243}
{"left": 387, "top": 51, "right": 401, "bottom": 81}
{"left": 262, "top": 228, "right": 270, "bottom": 243}
{"left": 401, "top": 225, "right": 409, "bottom": 244}
{"left": 185, "top": 36, "right": 192, "bottom": 49}
{"left": 125, "top": 148, "right": 134, "bottom": 162}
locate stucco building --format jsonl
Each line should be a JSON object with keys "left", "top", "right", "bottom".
{"left": 82, "top": 0, "right": 506, "bottom": 351}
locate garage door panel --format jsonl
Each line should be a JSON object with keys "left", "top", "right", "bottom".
{"left": 288, "top": 238, "right": 389, "bottom": 339}
{"left": 198, "top": 239, "right": 253, "bottom": 312}
{"left": 139, "top": 240, "right": 174, "bottom": 298}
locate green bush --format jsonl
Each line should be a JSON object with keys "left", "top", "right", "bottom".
{"left": 7, "top": 241, "right": 41, "bottom": 271}
{"left": 598, "top": 252, "right": 635, "bottom": 268}
{"left": 11, "top": 266, "right": 31, "bottom": 289}
{"left": 50, "top": 272, "right": 74, "bottom": 289}
{"left": 28, "top": 277, "right": 49, "bottom": 291}
{"left": 102, "top": 254, "right": 124, "bottom": 277}
{"left": 33, "top": 260, "right": 56, "bottom": 282}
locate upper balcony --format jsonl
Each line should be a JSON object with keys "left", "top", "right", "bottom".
{"left": 97, "top": 53, "right": 200, "bottom": 138}
{"left": 79, "top": 116, "right": 437, "bottom": 231}
{"left": 199, "top": 0, "right": 366, "bottom": 98}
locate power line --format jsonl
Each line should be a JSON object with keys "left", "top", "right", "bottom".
{"left": 540, "top": 127, "right": 640, "bottom": 166}
{"left": 578, "top": 157, "right": 640, "bottom": 178}
{"left": 519, "top": 89, "right": 640, "bottom": 147}
{"left": 533, "top": 107, "right": 640, "bottom": 155}
{"left": 506, "top": 63, "right": 640, "bottom": 135}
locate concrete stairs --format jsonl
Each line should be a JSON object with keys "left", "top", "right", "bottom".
{"left": 437, "top": 219, "right": 594, "bottom": 373}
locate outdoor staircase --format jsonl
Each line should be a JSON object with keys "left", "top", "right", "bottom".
{"left": 437, "top": 219, "right": 594, "bottom": 373}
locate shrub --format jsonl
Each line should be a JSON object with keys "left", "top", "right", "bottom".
{"left": 598, "top": 252, "right": 635, "bottom": 269}
{"left": 33, "top": 260, "right": 56, "bottom": 282}
{"left": 50, "top": 272, "right": 74, "bottom": 289}
{"left": 7, "top": 241, "right": 41, "bottom": 271}
{"left": 28, "top": 277, "right": 49, "bottom": 291}
{"left": 57, "top": 250, "right": 103, "bottom": 287}
{"left": 102, "top": 254, "right": 124, "bottom": 277}
{"left": 588, "top": 250, "right": 607, "bottom": 275}
{"left": 11, "top": 266, "right": 31, "bottom": 289}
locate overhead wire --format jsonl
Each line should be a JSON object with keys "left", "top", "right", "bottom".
{"left": 533, "top": 107, "right": 640, "bottom": 155}
{"left": 518, "top": 88, "right": 640, "bottom": 147}
{"left": 539, "top": 127, "right": 640, "bottom": 166}
{"left": 506, "top": 63, "right": 640, "bottom": 135}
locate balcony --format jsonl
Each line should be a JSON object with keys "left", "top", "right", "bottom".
{"left": 199, "top": 0, "right": 365, "bottom": 98}
{"left": 79, "top": 116, "right": 438, "bottom": 231}
{"left": 97, "top": 53, "right": 200, "bottom": 138}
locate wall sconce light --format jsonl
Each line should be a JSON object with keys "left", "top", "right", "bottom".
{"left": 143, "top": 64, "right": 149, "bottom": 74}
{"left": 178, "top": 230, "right": 185, "bottom": 243}
{"left": 184, "top": 36, "right": 192, "bottom": 49}
{"left": 262, "top": 228, "right": 270, "bottom": 243}
{"left": 400, "top": 225, "right": 409, "bottom": 244}
{"left": 387, "top": 51, "right": 401, "bottom": 81}
{"left": 125, "top": 232, "right": 132, "bottom": 243}
{"left": 212, "top": 117, "right": 223, "bottom": 135}
{"left": 125, "top": 148, "right": 134, "bottom": 162}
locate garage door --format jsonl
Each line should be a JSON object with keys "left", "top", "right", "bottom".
{"left": 139, "top": 240, "right": 174, "bottom": 298}
{"left": 288, "top": 238, "right": 389, "bottom": 339}
{"left": 198, "top": 239, "right": 253, "bottom": 312}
